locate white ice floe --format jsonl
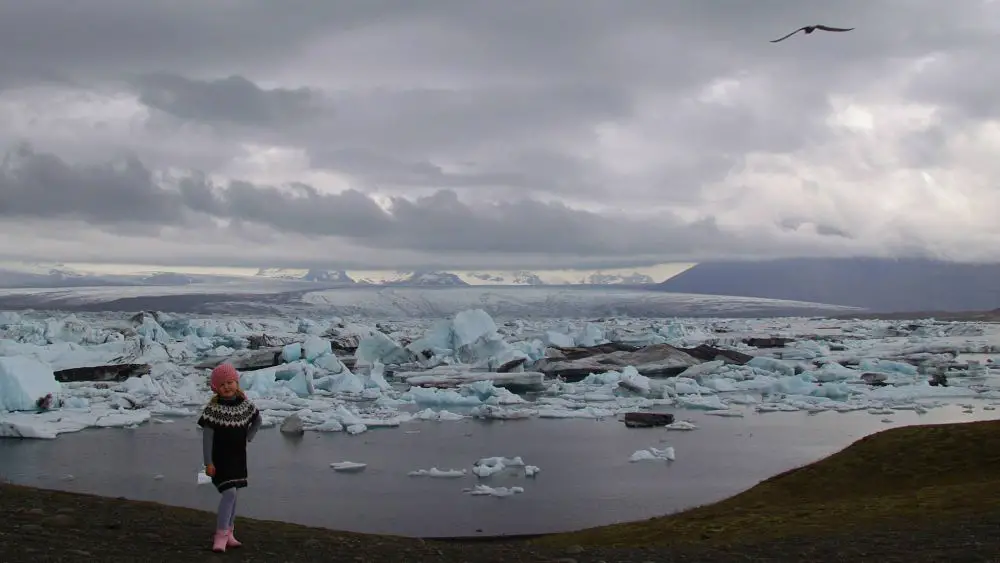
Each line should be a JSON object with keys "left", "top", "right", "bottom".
{"left": 472, "top": 456, "right": 527, "bottom": 477}
{"left": 2, "top": 308, "right": 999, "bottom": 439}
{"left": 463, "top": 484, "right": 524, "bottom": 497}
{"left": 408, "top": 455, "right": 539, "bottom": 481}
{"left": 330, "top": 461, "right": 368, "bottom": 473}
{"left": 408, "top": 468, "right": 468, "bottom": 478}
{"left": 664, "top": 420, "right": 699, "bottom": 431}
{"left": 410, "top": 407, "right": 466, "bottom": 421}
{"left": 630, "top": 446, "right": 677, "bottom": 462}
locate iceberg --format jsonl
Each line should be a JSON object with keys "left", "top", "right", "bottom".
{"left": 0, "top": 307, "right": 997, "bottom": 440}
{"left": 0, "top": 356, "right": 61, "bottom": 412}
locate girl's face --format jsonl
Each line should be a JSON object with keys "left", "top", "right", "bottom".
{"left": 216, "top": 378, "right": 240, "bottom": 398}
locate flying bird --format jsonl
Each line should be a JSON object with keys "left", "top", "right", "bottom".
{"left": 770, "top": 25, "right": 854, "bottom": 43}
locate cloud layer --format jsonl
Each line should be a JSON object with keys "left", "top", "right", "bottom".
{"left": 1, "top": 0, "right": 999, "bottom": 269}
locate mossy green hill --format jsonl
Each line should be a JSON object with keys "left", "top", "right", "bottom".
{"left": 537, "top": 418, "right": 1000, "bottom": 548}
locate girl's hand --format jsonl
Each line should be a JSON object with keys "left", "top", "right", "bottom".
{"left": 205, "top": 464, "right": 216, "bottom": 477}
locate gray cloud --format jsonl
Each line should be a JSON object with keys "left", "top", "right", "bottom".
{"left": 132, "top": 74, "right": 324, "bottom": 128}
{"left": 133, "top": 77, "right": 628, "bottom": 197}
{"left": 0, "top": 145, "right": 817, "bottom": 264}
{"left": 0, "top": 1, "right": 423, "bottom": 80}
{"left": 308, "top": 147, "right": 594, "bottom": 195}
{"left": 0, "top": 143, "right": 186, "bottom": 225}
{"left": 0, "top": 0, "right": 998, "bottom": 269}
{"left": 903, "top": 48, "right": 1000, "bottom": 121}
{"left": 779, "top": 217, "right": 852, "bottom": 239}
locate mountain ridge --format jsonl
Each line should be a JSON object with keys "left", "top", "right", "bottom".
{"left": 0, "top": 263, "right": 675, "bottom": 288}
{"left": 253, "top": 268, "right": 660, "bottom": 286}
{"left": 654, "top": 257, "right": 1000, "bottom": 312}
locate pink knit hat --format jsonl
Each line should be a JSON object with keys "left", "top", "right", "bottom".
{"left": 210, "top": 363, "right": 240, "bottom": 391}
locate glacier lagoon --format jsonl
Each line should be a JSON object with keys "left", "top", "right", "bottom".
{"left": 1, "top": 286, "right": 1000, "bottom": 536}
{"left": 2, "top": 404, "right": 995, "bottom": 538}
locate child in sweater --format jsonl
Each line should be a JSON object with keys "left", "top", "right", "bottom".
{"left": 197, "top": 363, "right": 262, "bottom": 553}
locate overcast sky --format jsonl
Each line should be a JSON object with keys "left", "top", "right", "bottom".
{"left": 0, "top": 0, "right": 998, "bottom": 271}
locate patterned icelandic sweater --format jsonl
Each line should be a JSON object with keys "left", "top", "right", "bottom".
{"left": 198, "top": 394, "right": 262, "bottom": 466}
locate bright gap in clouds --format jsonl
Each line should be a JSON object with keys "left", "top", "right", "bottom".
{"left": 220, "top": 143, "right": 355, "bottom": 194}
{"left": 370, "top": 194, "right": 394, "bottom": 213}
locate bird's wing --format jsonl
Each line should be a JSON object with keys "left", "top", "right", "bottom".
{"left": 769, "top": 27, "right": 808, "bottom": 43}
{"left": 815, "top": 25, "right": 854, "bottom": 32}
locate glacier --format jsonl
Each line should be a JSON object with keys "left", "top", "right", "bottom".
{"left": 0, "top": 283, "right": 861, "bottom": 318}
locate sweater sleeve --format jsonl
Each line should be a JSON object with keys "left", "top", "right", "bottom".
{"left": 202, "top": 427, "right": 214, "bottom": 466}
{"left": 247, "top": 411, "right": 262, "bottom": 442}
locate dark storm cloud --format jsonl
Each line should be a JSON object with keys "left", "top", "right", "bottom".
{"left": 0, "top": 143, "right": 186, "bottom": 224}
{"left": 131, "top": 74, "right": 324, "bottom": 128}
{"left": 0, "top": 146, "right": 747, "bottom": 258}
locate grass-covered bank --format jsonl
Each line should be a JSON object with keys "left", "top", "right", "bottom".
{"left": 537, "top": 418, "right": 1000, "bottom": 548}
{"left": 3, "top": 420, "right": 1000, "bottom": 562}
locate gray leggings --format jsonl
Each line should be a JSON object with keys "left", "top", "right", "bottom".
{"left": 216, "top": 488, "right": 239, "bottom": 530}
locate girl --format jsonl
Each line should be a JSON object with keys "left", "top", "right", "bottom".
{"left": 198, "top": 363, "right": 262, "bottom": 553}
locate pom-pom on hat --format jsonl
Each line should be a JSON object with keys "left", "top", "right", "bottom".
{"left": 210, "top": 363, "right": 240, "bottom": 392}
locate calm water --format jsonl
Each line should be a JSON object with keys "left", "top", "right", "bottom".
{"left": 1, "top": 405, "right": 996, "bottom": 537}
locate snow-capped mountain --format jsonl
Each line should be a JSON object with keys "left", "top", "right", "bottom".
{"left": 255, "top": 268, "right": 355, "bottom": 283}
{"left": 454, "top": 270, "right": 658, "bottom": 285}
{"left": 344, "top": 269, "right": 662, "bottom": 286}
{"left": 0, "top": 261, "right": 690, "bottom": 289}
{"left": 387, "top": 271, "right": 469, "bottom": 286}
{"left": 466, "top": 271, "right": 546, "bottom": 285}
{"left": 0, "top": 262, "right": 124, "bottom": 288}
{"left": 352, "top": 271, "right": 468, "bottom": 286}
{"left": 303, "top": 269, "right": 354, "bottom": 283}
{"left": 583, "top": 272, "right": 656, "bottom": 285}
{"left": 6, "top": 262, "right": 88, "bottom": 279}
{"left": 0, "top": 263, "right": 210, "bottom": 288}
{"left": 255, "top": 268, "right": 468, "bottom": 286}
{"left": 354, "top": 272, "right": 408, "bottom": 285}
{"left": 140, "top": 272, "right": 198, "bottom": 285}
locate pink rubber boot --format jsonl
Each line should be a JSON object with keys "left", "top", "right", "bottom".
{"left": 226, "top": 528, "right": 242, "bottom": 548}
{"left": 212, "top": 530, "right": 228, "bottom": 552}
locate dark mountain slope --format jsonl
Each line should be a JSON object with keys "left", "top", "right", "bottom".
{"left": 654, "top": 258, "right": 1000, "bottom": 312}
